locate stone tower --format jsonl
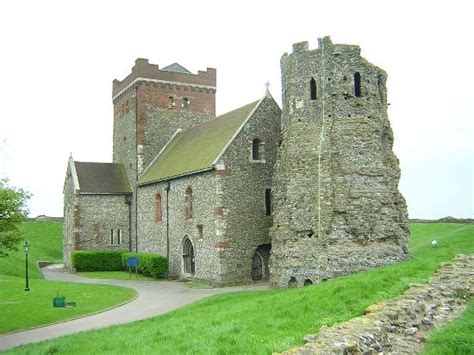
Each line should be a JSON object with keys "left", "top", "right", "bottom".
{"left": 270, "top": 36, "right": 409, "bottom": 287}
{"left": 111, "top": 59, "right": 216, "bottom": 249}
{"left": 112, "top": 59, "right": 216, "bottom": 184}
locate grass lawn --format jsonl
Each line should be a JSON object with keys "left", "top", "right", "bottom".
{"left": 422, "top": 300, "right": 474, "bottom": 355}
{"left": 0, "top": 221, "right": 137, "bottom": 334}
{"left": 77, "top": 271, "right": 158, "bottom": 281}
{"left": 6, "top": 223, "right": 474, "bottom": 354}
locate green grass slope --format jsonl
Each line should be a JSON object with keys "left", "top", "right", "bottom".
{"left": 0, "top": 221, "right": 136, "bottom": 334}
{"left": 7, "top": 223, "right": 473, "bottom": 354}
{"left": 1, "top": 222, "right": 63, "bottom": 279}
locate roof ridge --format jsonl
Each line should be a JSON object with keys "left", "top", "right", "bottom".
{"left": 212, "top": 95, "right": 268, "bottom": 165}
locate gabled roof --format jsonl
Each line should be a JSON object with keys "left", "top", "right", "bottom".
{"left": 139, "top": 98, "right": 265, "bottom": 185}
{"left": 161, "top": 63, "right": 191, "bottom": 74}
{"left": 74, "top": 161, "right": 131, "bottom": 194}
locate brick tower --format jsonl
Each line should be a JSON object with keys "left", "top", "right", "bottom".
{"left": 112, "top": 59, "right": 216, "bottom": 184}
{"left": 270, "top": 36, "right": 409, "bottom": 287}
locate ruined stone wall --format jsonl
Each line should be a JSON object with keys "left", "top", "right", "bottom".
{"left": 217, "top": 95, "right": 281, "bottom": 284}
{"left": 137, "top": 172, "right": 222, "bottom": 283}
{"left": 282, "top": 254, "right": 474, "bottom": 354}
{"left": 270, "top": 36, "right": 409, "bottom": 287}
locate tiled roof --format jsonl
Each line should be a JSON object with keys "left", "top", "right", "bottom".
{"left": 74, "top": 162, "right": 131, "bottom": 194}
{"left": 140, "top": 99, "right": 262, "bottom": 184}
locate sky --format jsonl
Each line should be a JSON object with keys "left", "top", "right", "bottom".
{"left": 0, "top": 0, "right": 472, "bottom": 219}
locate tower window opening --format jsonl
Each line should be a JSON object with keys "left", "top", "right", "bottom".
{"left": 310, "top": 78, "right": 317, "bottom": 100}
{"left": 252, "top": 139, "right": 261, "bottom": 160}
{"left": 182, "top": 98, "right": 189, "bottom": 109}
{"left": 168, "top": 96, "right": 175, "bottom": 109}
{"left": 265, "top": 189, "right": 272, "bottom": 216}
{"left": 354, "top": 72, "right": 361, "bottom": 97}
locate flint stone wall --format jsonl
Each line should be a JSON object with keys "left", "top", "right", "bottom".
{"left": 281, "top": 254, "right": 474, "bottom": 354}
{"left": 270, "top": 36, "right": 409, "bottom": 287}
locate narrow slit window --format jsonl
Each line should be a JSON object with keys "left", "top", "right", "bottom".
{"left": 117, "top": 229, "right": 122, "bottom": 245}
{"left": 354, "top": 72, "right": 361, "bottom": 97}
{"left": 310, "top": 78, "right": 317, "bottom": 100}
{"left": 265, "top": 189, "right": 272, "bottom": 216}
{"left": 168, "top": 96, "right": 174, "bottom": 109}
{"left": 110, "top": 229, "right": 114, "bottom": 245}
{"left": 252, "top": 139, "right": 261, "bottom": 160}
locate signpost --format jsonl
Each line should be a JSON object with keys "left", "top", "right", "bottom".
{"left": 127, "top": 256, "right": 139, "bottom": 280}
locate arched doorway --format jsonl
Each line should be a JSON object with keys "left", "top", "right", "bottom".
{"left": 182, "top": 236, "right": 195, "bottom": 274}
{"left": 251, "top": 253, "right": 263, "bottom": 281}
{"left": 251, "top": 244, "right": 271, "bottom": 281}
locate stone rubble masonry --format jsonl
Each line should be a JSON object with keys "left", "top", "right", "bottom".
{"left": 270, "top": 36, "right": 409, "bottom": 287}
{"left": 281, "top": 254, "right": 474, "bottom": 354}
{"left": 112, "top": 59, "right": 216, "bottom": 246}
{"left": 136, "top": 95, "right": 281, "bottom": 285}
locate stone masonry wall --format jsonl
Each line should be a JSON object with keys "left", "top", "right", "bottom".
{"left": 76, "top": 194, "right": 130, "bottom": 255}
{"left": 218, "top": 94, "right": 281, "bottom": 284}
{"left": 282, "top": 254, "right": 474, "bottom": 354}
{"left": 136, "top": 95, "right": 281, "bottom": 285}
{"left": 140, "top": 84, "right": 214, "bottom": 174}
{"left": 63, "top": 168, "right": 78, "bottom": 269}
{"left": 270, "top": 36, "right": 409, "bottom": 287}
{"left": 137, "top": 172, "right": 222, "bottom": 283}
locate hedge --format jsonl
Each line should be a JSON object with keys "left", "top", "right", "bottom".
{"left": 71, "top": 250, "right": 168, "bottom": 279}
{"left": 122, "top": 252, "right": 167, "bottom": 279}
{"left": 72, "top": 250, "right": 124, "bottom": 272}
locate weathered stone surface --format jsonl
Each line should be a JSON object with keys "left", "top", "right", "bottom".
{"left": 280, "top": 254, "right": 474, "bottom": 354}
{"left": 270, "top": 36, "right": 409, "bottom": 287}
{"left": 136, "top": 95, "right": 281, "bottom": 285}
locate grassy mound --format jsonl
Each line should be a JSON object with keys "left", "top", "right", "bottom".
{"left": 6, "top": 223, "right": 473, "bottom": 354}
{"left": 0, "top": 221, "right": 136, "bottom": 334}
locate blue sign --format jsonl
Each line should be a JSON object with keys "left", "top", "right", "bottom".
{"left": 127, "top": 256, "right": 139, "bottom": 268}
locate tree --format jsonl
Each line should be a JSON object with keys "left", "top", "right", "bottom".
{"left": 0, "top": 179, "right": 31, "bottom": 256}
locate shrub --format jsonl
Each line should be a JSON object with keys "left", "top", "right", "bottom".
{"left": 72, "top": 250, "right": 125, "bottom": 272}
{"left": 122, "top": 252, "right": 167, "bottom": 279}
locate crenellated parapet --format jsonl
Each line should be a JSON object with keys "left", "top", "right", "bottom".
{"left": 112, "top": 58, "right": 216, "bottom": 102}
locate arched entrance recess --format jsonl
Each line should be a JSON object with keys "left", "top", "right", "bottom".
{"left": 182, "top": 236, "right": 195, "bottom": 274}
{"left": 251, "top": 244, "right": 271, "bottom": 281}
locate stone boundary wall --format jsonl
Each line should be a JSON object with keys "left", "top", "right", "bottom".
{"left": 281, "top": 254, "right": 473, "bottom": 354}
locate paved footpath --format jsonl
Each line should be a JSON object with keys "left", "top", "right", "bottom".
{"left": 0, "top": 266, "right": 267, "bottom": 351}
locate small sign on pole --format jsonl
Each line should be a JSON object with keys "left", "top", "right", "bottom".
{"left": 127, "top": 256, "right": 139, "bottom": 280}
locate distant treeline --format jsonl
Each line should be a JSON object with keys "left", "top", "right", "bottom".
{"left": 410, "top": 216, "right": 474, "bottom": 224}
{"left": 27, "top": 215, "right": 64, "bottom": 222}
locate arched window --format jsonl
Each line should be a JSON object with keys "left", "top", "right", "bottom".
{"left": 168, "top": 96, "right": 174, "bottom": 109}
{"left": 310, "top": 78, "right": 317, "bottom": 100}
{"left": 252, "top": 139, "right": 261, "bottom": 160}
{"left": 155, "top": 193, "right": 162, "bottom": 223}
{"left": 185, "top": 187, "right": 193, "bottom": 219}
{"left": 354, "top": 72, "right": 361, "bottom": 97}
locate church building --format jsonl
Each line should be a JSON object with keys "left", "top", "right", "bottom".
{"left": 63, "top": 36, "right": 409, "bottom": 287}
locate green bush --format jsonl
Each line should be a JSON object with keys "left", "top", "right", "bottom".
{"left": 72, "top": 250, "right": 125, "bottom": 272}
{"left": 122, "top": 252, "right": 167, "bottom": 279}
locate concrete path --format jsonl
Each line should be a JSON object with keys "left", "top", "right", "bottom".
{"left": 0, "top": 266, "right": 267, "bottom": 351}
